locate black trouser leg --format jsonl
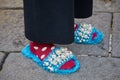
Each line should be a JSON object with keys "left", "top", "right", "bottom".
{"left": 23, "top": 0, "right": 93, "bottom": 44}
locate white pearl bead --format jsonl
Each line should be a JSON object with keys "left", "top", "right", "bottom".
{"left": 79, "top": 40, "right": 82, "bottom": 42}
{"left": 82, "top": 24, "right": 85, "bottom": 27}
{"left": 48, "top": 67, "right": 54, "bottom": 71}
{"left": 88, "top": 24, "right": 92, "bottom": 27}
{"left": 83, "top": 39, "right": 86, "bottom": 42}
{"left": 84, "top": 35, "right": 88, "bottom": 38}
{"left": 44, "top": 62, "right": 49, "bottom": 66}
{"left": 69, "top": 51, "right": 72, "bottom": 55}
{"left": 53, "top": 62, "right": 57, "bottom": 65}
{"left": 56, "top": 50, "right": 61, "bottom": 55}
{"left": 57, "top": 58, "right": 61, "bottom": 62}
{"left": 81, "top": 28, "right": 84, "bottom": 31}
{"left": 89, "top": 26, "right": 92, "bottom": 30}
{"left": 66, "top": 53, "right": 70, "bottom": 56}
{"left": 61, "top": 48, "right": 65, "bottom": 52}
{"left": 48, "top": 58, "right": 52, "bottom": 62}
{"left": 79, "top": 32, "right": 82, "bottom": 36}
{"left": 81, "top": 36, "right": 84, "bottom": 38}
{"left": 63, "top": 48, "right": 68, "bottom": 51}
{"left": 52, "top": 54, "right": 56, "bottom": 58}
{"left": 86, "top": 31, "right": 90, "bottom": 34}
{"left": 61, "top": 55, "right": 66, "bottom": 59}
{"left": 50, "top": 68, "right": 54, "bottom": 71}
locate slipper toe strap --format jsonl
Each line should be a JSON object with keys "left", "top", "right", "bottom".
{"left": 74, "top": 23, "right": 94, "bottom": 43}
{"left": 42, "top": 47, "right": 74, "bottom": 72}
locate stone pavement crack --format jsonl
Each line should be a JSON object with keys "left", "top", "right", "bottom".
{"left": 77, "top": 54, "right": 120, "bottom": 59}
{"left": 108, "top": 13, "right": 114, "bottom": 56}
{"left": 0, "top": 51, "right": 21, "bottom": 53}
{"left": 0, "top": 53, "right": 9, "bottom": 71}
{"left": 0, "top": 7, "right": 23, "bottom": 10}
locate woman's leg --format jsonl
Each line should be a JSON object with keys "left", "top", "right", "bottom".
{"left": 74, "top": 0, "right": 104, "bottom": 44}
{"left": 22, "top": 0, "right": 80, "bottom": 74}
{"left": 74, "top": 0, "right": 93, "bottom": 18}
{"left": 23, "top": 0, "right": 74, "bottom": 44}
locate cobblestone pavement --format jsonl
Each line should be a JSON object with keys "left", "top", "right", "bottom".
{"left": 0, "top": 0, "right": 120, "bottom": 80}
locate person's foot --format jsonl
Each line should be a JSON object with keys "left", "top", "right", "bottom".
{"left": 74, "top": 23, "right": 104, "bottom": 44}
{"left": 21, "top": 41, "right": 80, "bottom": 74}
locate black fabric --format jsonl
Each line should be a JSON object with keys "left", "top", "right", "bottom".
{"left": 23, "top": 0, "right": 93, "bottom": 44}
{"left": 74, "top": 0, "right": 93, "bottom": 18}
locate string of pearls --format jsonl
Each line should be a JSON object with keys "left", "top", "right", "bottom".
{"left": 75, "top": 23, "right": 93, "bottom": 43}
{"left": 43, "top": 47, "right": 73, "bottom": 72}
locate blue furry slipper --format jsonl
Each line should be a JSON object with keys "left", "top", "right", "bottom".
{"left": 74, "top": 23, "right": 104, "bottom": 44}
{"left": 21, "top": 44, "right": 80, "bottom": 74}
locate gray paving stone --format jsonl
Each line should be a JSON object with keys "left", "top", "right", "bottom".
{"left": 0, "top": 53, "right": 120, "bottom": 80}
{"left": 0, "top": 0, "right": 23, "bottom": 8}
{"left": 0, "top": 10, "right": 111, "bottom": 56}
{"left": 93, "top": 0, "right": 120, "bottom": 12}
{"left": 0, "top": 52, "right": 5, "bottom": 67}
{"left": 0, "top": 10, "right": 28, "bottom": 51}
{"left": 112, "top": 13, "right": 120, "bottom": 57}
{"left": 59, "top": 12, "right": 111, "bottom": 56}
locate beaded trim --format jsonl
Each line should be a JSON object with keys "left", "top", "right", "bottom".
{"left": 43, "top": 47, "right": 73, "bottom": 72}
{"left": 74, "top": 23, "right": 93, "bottom": 43}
